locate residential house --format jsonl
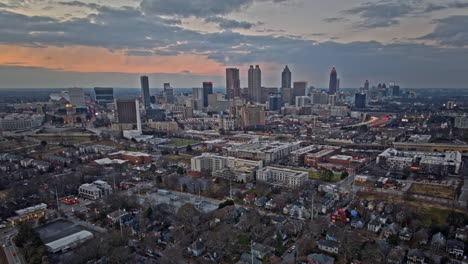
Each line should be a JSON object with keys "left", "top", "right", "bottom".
{"left": 252, "top": 243, "right": 272, "bottom": 260}
{"left": 368, "top": 218, "right": 382, "bottom": 233}
{"left": 307, "top": 253, "right": 335, "bottom": 264}
{"left": 383, "top": 222, "right": 400, "bottom": 239}
{"left": 430, "top": 232, "right": 446, "bottom": 250}
{"left": 446, "top": 239, "right": 464, "bottom": 258}
{"left": 387, "top": 248, "right": 406, "bottom": 264}
{"left": 350, "top": 216, "right": 366, "bottom": 229}
{"left": 254, "top": 196, "right": 268, "bottom": 207}
{"left": 406, "top": 249, "right": 426, "bottom": 264}
{"left": 414, "top": 228, "right": 430, "bottom": 245}
{"left": 188, "top": 238, "right": 206, "bottom": 257}
{"left": 318, "top": 240, "right": 339, "bottom": 254}
{"left": 396, "top": 211, "right": 406, "bottom": 223}
{"left": 455, "top": 226, "right": 467, "bottom": 241}
{"left": 399, "top": 227, "right": 413, "bottom": 241}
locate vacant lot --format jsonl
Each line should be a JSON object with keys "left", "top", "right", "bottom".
{"left": 291, "top": 168, "right": 341, "bottom": 182}
{"left": 166, "top": 138, "right": 199, "bottom": 147}
{"left": 409, "top": 184, "right": 456, "bottom": 200}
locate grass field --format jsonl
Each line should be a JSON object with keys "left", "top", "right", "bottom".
{"left": 408, "top": 184, "right": 456, "bottom": 200}
{"left": 291, "top": 168, "right": 341, "bottom": 182}
{"left": 33, "top": 136, "right": 92, "bottom": 144}
{"left": 164, "top": 155, "right": 191, "bottom": 164}
{"left": 165, "top": 138, "right": 199, "bottom": 147}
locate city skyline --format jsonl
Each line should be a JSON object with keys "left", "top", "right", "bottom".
{"left": 0, "top": 0, "right": 468, "bottom": 89}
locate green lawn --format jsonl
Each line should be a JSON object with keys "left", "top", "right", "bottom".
{"left": 165, "top": 138, "right": 199, "bottom": 147}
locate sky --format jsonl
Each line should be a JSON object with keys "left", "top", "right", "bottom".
{"left": 0, "top": 0, "right": 467, "bottom": 89}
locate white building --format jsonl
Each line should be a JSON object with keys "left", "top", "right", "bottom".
{"left": 0, "top": 114, "right": 43, "bottom": 131}
{"left": 377, "top": 148, "right": 462, "bottom": 175}
{"left": 455, "top": 116, "right": 468, "bottom": 129}
{"left": 224, "top": 141, "right": 301, "bottom": 164}
{"left": 46, "top": 230, "right": 94, "bottom": 253}
{"left": 78, "top": 180, "right": 112, "bottom": 200}
{"left": 256, "top": 167, "right": 308, "bottom": 188}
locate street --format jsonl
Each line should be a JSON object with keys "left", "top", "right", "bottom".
{"left": 1, "top": 229, "right": 25, "bottom": 264}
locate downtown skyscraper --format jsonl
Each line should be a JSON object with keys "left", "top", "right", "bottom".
{"left": 329, "top": 67, "right": 338, "bottom": 95}
{"left": 140, "top": 76, "right": 151, "bottom": 109}
{"left": 226, "top": 68, "right": 240, "bottom": 100}
{"left": 281, "top": 65, "right": 291, "bottom": 88}
{"left": 202, "top": 82, "right": 213, "bottom": 107}
{"left": 248, "top": 65, "right": 262, "bottom": 103}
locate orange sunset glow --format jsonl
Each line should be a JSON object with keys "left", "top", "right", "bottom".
{"left": 1, "top": 44, "right": 223, "bottom": 74}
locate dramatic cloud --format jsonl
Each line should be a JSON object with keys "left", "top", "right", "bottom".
{"left": 342, "top": 0, "right": 468, "bottom": 29}
{"left": 205, "top": 16, "right": 259, "bottom": 29}
{"left": 343, "top": 1, "right": 413, "bottom": 28}
{"left": 418, "top": 16, "right": 468, "bottom": 47}
{"left": 140, "top": 0, "right": 253, "bottom": 18}
{"left": 140, "top": 0, "right": 289, "bottom": 18}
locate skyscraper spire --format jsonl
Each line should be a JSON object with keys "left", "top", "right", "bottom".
{"left": 329, "top": 67, "right": 338, "bottom": 95}
{"left": 281, "top": 65, "right": 291, "bottom": 89}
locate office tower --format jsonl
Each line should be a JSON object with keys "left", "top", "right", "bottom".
{"left": 293, "top": 81, "right": 307, "bottom": 98}
{"left": 355, "top": 93, "right": 366, "bottom": 108}
{"left": 329, "top": 67, "right": 338, "bottom": 95}
{"left": 281, "top": 65, "right": 291, "bottom": 88}
{"left": 392, "top": 84, "right": 400, "bottom": 97}
{"left": 116, "top": 99, "right": 138, "bottom": 124}
{"left": 226, "top": 68, "right": 240, "bottom": 99}
{"left": 337, "top": 78, "right": 340, "bottom": 92}
{"left": 312, "top": 92, "right": 329, "bottom": 105}
{"left": 68, "top": 88, "right": 85, "bottom": 107}
{"left": 295, "top": 96, "right": 310, "bottom": 107}
{"left": 262, "top": 87, "right": 278, "bottom": 103}
{"left": 162, "top": 83, "right": 174, "bottom": 104}
{"left": 94, "top": 87, "right": 114, "bottom": 105}
{"left": 140, "top": 76, "right": 151, "bottom": 109}
{"left": 328, "top": 94, "right": 336, "bottom": 106}
{"left": 281, "top": 87, "right": 294, "bottom": 106}
{"left": 240, "top": 104, "right": 265, "bottom": 129}
{"left": 364, "top": 80, "right": 370, "bottom": 91}
{"left": 248, "top": 65, "right": 262, "bottom": 103}
{"left": 202, "top": 82, "right": 213, "bottom": 107}
{"left": 269, "top": 93, "right": 282, "bottom": 111}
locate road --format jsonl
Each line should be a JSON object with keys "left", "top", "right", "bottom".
{"left": 1, "top": 229, "right": 26, "bottom": 264}
{"left": 281, "top": 245, "right": 297, "bottom": 264}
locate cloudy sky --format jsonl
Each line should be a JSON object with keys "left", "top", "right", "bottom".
{"left": 0, "top": 0, "right": 467, "bottom": 89}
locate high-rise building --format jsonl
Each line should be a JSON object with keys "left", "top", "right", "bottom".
{"left": 163, "top": 83, "right": 174, "bottom": 104}
{"left": 312, "top": 92, "right": 329, "bottom": 105}
{"left": 295, "top": 96, "right": 310, "bottom": 107}
{"left": 140, "top": 76, "right": 151, "bottom": 109}
{"left": 364, "top": 80, "right": 370, "bottom": 91}
{"left": 355, "top": 93, "right": 366, "bottom": 108}
{"left": 94, "top": 87, "right": 114, "bottom": 105}
{"left": 240, "top": 104, "right": 265, "bottom": 129}
{"left": 281, "top": 65, "right": 291, "bottom": 88}
{"left": 329, "top": 67, "right": 338, "bottom": 95}
{"left": 202, "top": 82, "right": 213, "bottom": 107}
{"left": 293, "top": 81, "right": 307, "bottom": 98}
{"left": 69, "top": 88, "right": 85, "bottom": 107}
{"left": 116, "top": 99, "right": 138, "bottom": 124}
{"left": 281, "top": 87, "right": 294, "bottom": 106}
{"left": 269, "top": 93, "right": 282, "bottom": 111}
{"left": 248, "top": 65, "right": 262, "bottom": 103}
{"left": 262, "top": 87, "right": 278, "bottom": 103}
{"left": 392, "top": 84, "right": 400, "bottom": 97}
{"left": 226, "top": 68, "right": 240, "bottom": 99}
